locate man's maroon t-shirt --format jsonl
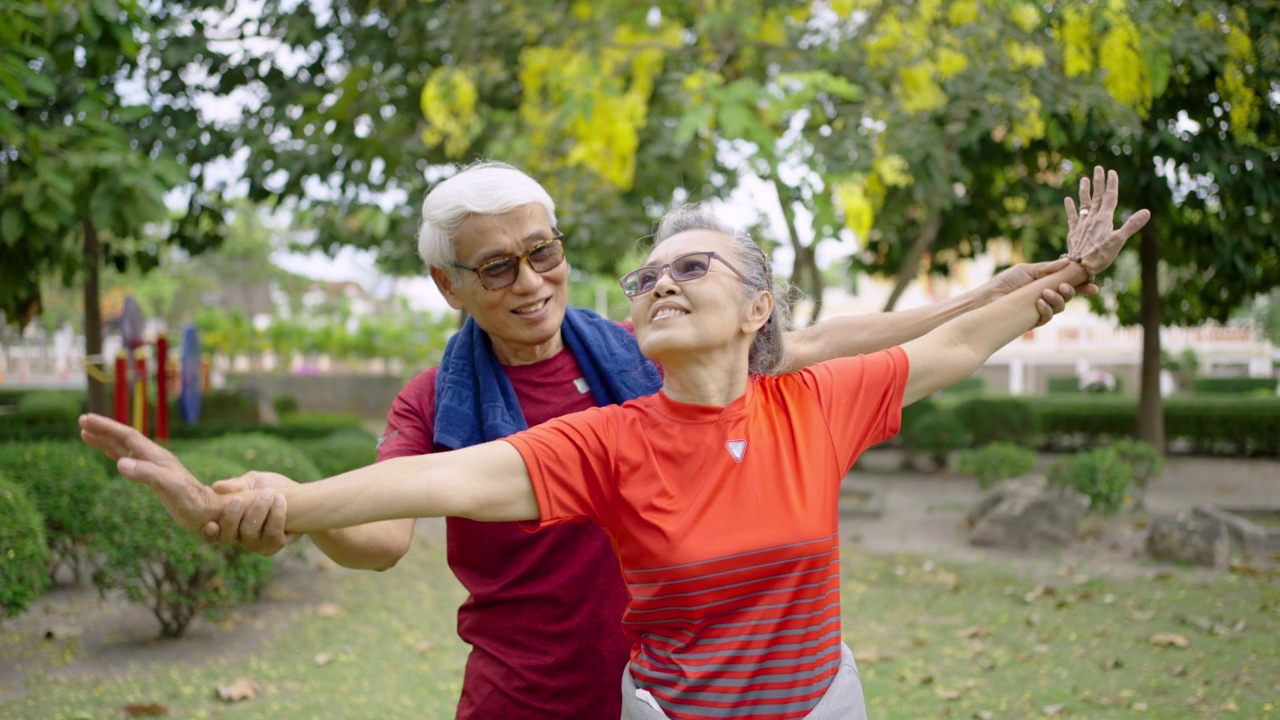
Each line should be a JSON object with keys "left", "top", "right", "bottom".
{"left": 377, "top": 348, "right": 633, "bottom": 720}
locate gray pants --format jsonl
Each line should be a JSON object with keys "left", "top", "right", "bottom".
{"left": 620, "top": 643, "right": 867, "bottom": 720}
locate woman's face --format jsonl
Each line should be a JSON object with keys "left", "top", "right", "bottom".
{"left": 628, "top": 229, "right": 767, "bottom": 366}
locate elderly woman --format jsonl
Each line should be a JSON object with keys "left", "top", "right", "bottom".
{"left": 81, "top": 167, "right": 1148, "bottom": 720}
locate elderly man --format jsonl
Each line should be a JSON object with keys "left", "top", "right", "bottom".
{"left": 203, "top": 161, "right": 1082, "bottom": 719}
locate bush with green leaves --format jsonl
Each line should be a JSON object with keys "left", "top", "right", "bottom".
{"left": 90, "top": 452, "right": 275, "bottom": 638}
{"left": 954, "top": 397, "right": 1039, "bottom": 446}
{"left": 1045, "top": 448, "right": 1132, "bottom": 514}
{"left": 0, "top": 475, "right": 50, "bottom": 619}
{"left": 0, "top": 441, "right": 110, "bottom": 582}
{"left": 957, "top": 442, "right": 1037, "bottom": 489}
{"left": 196, "top": 433, "right": 323, "bottom": 482}
{"left": 298, "top": 430, "right": 379, "bottom": 478}
{"left": 901, "top": 410, "right": 968, "bottom": 471}
{"left": 1109, "top": 439, "right": 1164, "bottom": 509}
{"left": 272, "top": 394, "right": 300, "bottom": 415}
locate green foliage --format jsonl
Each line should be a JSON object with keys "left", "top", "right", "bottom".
{"left": 1046, "top": 448, "right": 1132, "bottom": 514}
{"left": 13, "top": 391, "right": 84, "bottom": 421}
{"left": 1109, "top": 439, "right": 1164, "bottom": 490}
{"left": 0, "top": 441, "right": 109, "bottom": 581}
{"left": 901, "top": 409, "right": 969, "bottom": 471}
{"left": 1191, "top": 377, "right": 1277, "bottom": 395}
{"left": 939, "top": 376, "right": 986, "bottom": 396}
{"left": 275, "top": 413, "right": 367, "bottom": 439}
{"left": 272, "top": 395, "right": 300, "bottom": 415}
{"left": 957, "top": 442, "right": 1037, "bottom": 489}
{"left": 954, "top": 397, "right": 1040, "bottom": 446}
{"left": 90, "top": 452, "right": 274, "bottom": 638}
{"left": 196, "top": 434, "right": 323, "bottom": 483}
{"left": 297, "top": 431, "right": 379, "bottom": 479}
{"left": 1047, "top": 376, "right": 1124, "bottom": 395}
{"left": 0, "top": 475, "right": 49, "bottom": 619}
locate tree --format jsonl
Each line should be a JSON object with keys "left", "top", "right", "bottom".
{"left": 1, "top": 0, "right": 231, "bottom": 413}
{"left": 1038, "top": 0, "right": 1280, "bottom": 451}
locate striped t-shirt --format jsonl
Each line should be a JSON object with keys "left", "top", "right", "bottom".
{"left": 508, "top": 348, "right": 908, "bottom": 719}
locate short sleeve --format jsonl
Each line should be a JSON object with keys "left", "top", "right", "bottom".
{"left": 795, "top": 347, "right": 910, "bottom": 469}
{"left": 503, "top": 406, "right": 619, "bottom": 530}
{"left": 376, "top": 369, "right": 438, "bottom": 462}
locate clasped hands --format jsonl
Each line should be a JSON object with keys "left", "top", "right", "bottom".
{"left": 79, "top": 414, "right": 299, "bottom": 554}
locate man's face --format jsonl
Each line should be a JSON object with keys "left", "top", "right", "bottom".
{"left": 430, "top": 203, "right": 570, "bottom": 365}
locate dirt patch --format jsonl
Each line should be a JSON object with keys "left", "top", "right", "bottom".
{"left": 841, "top": 450, "right": 1280, "bottom": 581}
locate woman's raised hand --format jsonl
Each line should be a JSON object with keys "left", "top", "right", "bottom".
{"left": 1063, "top": 166, "right": 1152, "bottom": 278}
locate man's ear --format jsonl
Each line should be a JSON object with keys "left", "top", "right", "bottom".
{"left": 429, "top": 267, "right": 467, "bottom": 310}
{"left": 742, "top": 290, "right": 773, "bottom": 334}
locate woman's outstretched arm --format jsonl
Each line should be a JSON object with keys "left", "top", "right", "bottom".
{"left": 78, "top": 414, "right": 539, "bottom": 534}
{"left": 900, "top": 166, "right": 1151, "bottom": 405}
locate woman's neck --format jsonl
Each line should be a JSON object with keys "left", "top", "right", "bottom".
{"left": 660, "top": 356, "right": 751, "bottom": 407}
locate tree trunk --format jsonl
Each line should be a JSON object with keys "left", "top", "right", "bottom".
{"left": 770, "top": 176, "right": 823, "bottom": 326}
{"left": 1136, "top": 223, "right": 1165, "bottom": 453}
{"left": 83, "top": 219, "right": 108, "bottom": 415}
{"left": 882, "top": 208, "right": 942, "bottom": 312}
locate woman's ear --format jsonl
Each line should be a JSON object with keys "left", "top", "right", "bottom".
{"left": 742, "top": 290, "right": 773, "bottom": 334}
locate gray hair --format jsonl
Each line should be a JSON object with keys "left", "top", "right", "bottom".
{"left": 651, "top": 205, "right": 793, "bottom": 375}
{"left": 416, "top": 161, "right": 558, "bottom": 270}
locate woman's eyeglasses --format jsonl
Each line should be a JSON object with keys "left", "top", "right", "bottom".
{"left": 619, "top": 251, "right": 749, "bottom": 297}
{"left": 453, "top": 234, "right": 566, "bottom": 290}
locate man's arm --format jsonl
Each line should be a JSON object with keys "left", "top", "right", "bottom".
{"left": 779, "top": 261, "right": 1083, "bottom": 373}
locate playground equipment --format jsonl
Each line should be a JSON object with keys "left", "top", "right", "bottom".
{"left": 111, "top": 296, "right": 207, "bottom": 441}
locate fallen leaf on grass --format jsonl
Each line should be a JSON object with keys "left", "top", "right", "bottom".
{"left": 1219, "top": 699, "right": 1240, "bottom": 713}
{"left": 1146, "top": 569, "right": 1176, "bottom": 581}
{"left": 1102, "top": 657, "right": 1124, "bottom": 671}
{"left": 315, "top": 603, "right": 343, "bottom": 617}
{"left": 313, "top": 652, "right": 333, "bottom": 666}
{"left": 973, "top": 711, "right": 994, "bottom": 720}
{"left": 414, "top": 640, "right": 435, "bottom": 654}
{"left": 1131, "top": 701, "right": 1148, "bottom": 711}
{"left": 1127, "top": 609, "right": 1156, "bottom": 622}
{"left": 1228, "top": 560, "right": 1263, "bottom": 576}
{"left": 935, "top": 687, "right": 962, "bottom": 700}
{"left": 1148, "top": 632, "right": 1189, "bottom": 648}
{"left": 215, "top": 677, "right": 261, "bottom": 703}
{"left": 1024, "top": 584, "right": 1057, "bottom": 603}
{"left": 121, "top": 704, "right": 170, "bottom": 717}
{"left": 1042, "top": 703, "right": 1066, "bottom": 716}
{"left": 853, "top": 650, "right": 894, "bottom": 664}
{"left": 954, "top": 626, "right": 988, "bottom": 639}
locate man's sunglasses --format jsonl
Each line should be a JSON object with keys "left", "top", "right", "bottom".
{"left": 619, "top": 251, "right": 749, "bottom": 297}
{"left": 453, "top": 234, "right": 566, "bottom": 291}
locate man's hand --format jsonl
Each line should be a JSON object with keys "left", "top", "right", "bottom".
{"left": 78, "top": 413, "right": 219, "bottom": 533}
{"left": 984, "top": 260, "right": 1081, "bottom": 327}
{"left": 201, "top": 472, "right": 300, "bottom": 555}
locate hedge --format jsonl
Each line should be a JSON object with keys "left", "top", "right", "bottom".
{"left": 90, "top": 451, "right": 276, "bottom": 638}
{"left": 196, "top": 433, "right": 323, "bottom": 483}
{"left": 0, "top": 475, "right": 49, "bottom": 619}
{"left": 1192, "top": 377, "right": 1277, "bottom": 395}
{"left": 0, "top": 441, "right": 111, "bottom": 582}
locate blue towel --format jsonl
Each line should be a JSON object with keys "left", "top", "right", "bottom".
{"left": 434, "top": 307, "right": 663, "bottom": 449}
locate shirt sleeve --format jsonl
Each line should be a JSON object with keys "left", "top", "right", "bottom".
{"left": 796, "top": 346, "right": 910, "bottom": 469}
{"left": 376, "top": 369, "right": 438, "bottom": 462}
{"left": 503, "top": 406, "right": 618, "bottom": 530}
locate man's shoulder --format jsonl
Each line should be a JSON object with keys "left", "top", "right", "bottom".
{"left": 392, "top": 366, "right": 441, "bottom": 407}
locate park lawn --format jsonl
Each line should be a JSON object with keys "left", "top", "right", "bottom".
{"left": 2, "top": 544, "right": 1277, "bottom": 719}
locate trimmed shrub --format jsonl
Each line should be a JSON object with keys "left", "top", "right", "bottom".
{"left": 0, "top": 476, "right": 50, "bottom": 619}
{"left": 957, "top": 442, "right": 1037, "bottom": 489}
{"left": 1046, "top": 376, "right": 1080, "bottom": 394}
{"left": 90, "top": 452, "right": 275, "bottom": 638}
{"left": 901, "top": 410, "right": 968, "bottom": 471}
{"left": 939, "top": 376, "right": 985, "bottom": 395}
{"left": 1046, "top": 448, "right": 1132, "bottom": 514}
{"left": 1110, "top": 439, "right": 1164, "bottom": 493}
{"left": 197, "top": 433, "right": 324, "bottom": 482}
{"left": 13, "top": 391, "right": 82, "bottom": 423}
{"left": 954, "top": 397, "right": 1039, "bottom": 446}
{"left": 272, "top": 394, "right": 300, "bottom": 415}
{"left": 274, "top": 412, "right": 365, "bottom": 439}
{"left": 1192, "top": 377, "right": 1276, "bottom": 395}
{"left": 297, "top": 430, "right": 379, "bottom": 478}
{"left": 0, "top": 441, "right": 110, "bottom": 582}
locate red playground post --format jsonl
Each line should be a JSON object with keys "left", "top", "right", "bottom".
{"left": 155, "top": 334, "right": 169, "bottom": 442}
{"left": 113, "top": 352, "right": 128, "bottom": 424}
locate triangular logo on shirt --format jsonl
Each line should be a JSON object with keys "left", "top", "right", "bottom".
{"left": 725, "top": 439, "right": 747, "bottom": 463}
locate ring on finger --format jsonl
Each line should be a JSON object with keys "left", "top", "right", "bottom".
{"left": 1079, "top": 208, "right": 1090, "bottom": 218}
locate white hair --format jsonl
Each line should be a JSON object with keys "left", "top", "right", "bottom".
{"left": 416, "top": 161, "right": 558, "bottom": 270}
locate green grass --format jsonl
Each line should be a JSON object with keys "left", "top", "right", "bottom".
{"left": 3, "top": 545, "right": 1277, "bottom": 719}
